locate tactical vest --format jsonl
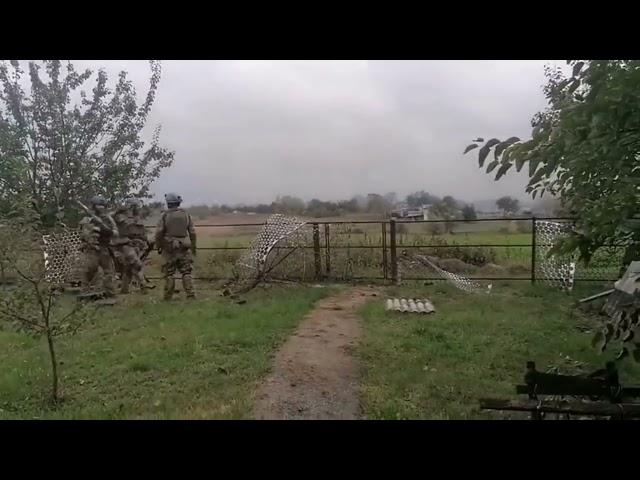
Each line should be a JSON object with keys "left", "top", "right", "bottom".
{"left": 122, "top": 214, "right": 146, "bottom": 239}
{"left": 162, "top": 209, "right": 189, "bottom": 238}
{"left": 128, "top": 216, "right": 146, "bottom": 239}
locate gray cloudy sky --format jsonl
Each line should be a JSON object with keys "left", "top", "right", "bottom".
{"left": 74, "top": 60, "right": 560, "bottom": 207}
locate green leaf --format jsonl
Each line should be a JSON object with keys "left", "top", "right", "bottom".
{"left": 532, "top": 125, "right": 542, "bottom": 138}
{"left": 485, "top": 160, "right": 499, "bottom": 173}
{"left": 485, "top": 138, "right": 501, "bottom": 149}
{"left": 622, "top": 329, "right": 634, "bottom": 343}
{"left": 528, "top": 168, "right": 546, "bottom": 186}
{"left": 464, "top": 144, "right": 479, "bottom": 154}
{"left": 478, "top": 145, "right": 491, "bottom": 168}
{"left": 568, "top": 79, "right": 580, "bottom": 94}
{"left": 572, "top": 61, "right": 585, "bottom": 78}
{"left": 494, "top": 162, "right": 512, "bottom": 181}
{"left": 616, "top": 348, "right": 629, "bottom": 361}
{"left": 515, "top": 156, "right": 527, "bottom": 172}
{"left": 473, "top": 137, "right": 484, "bottom": 142}
{"left": 592, "top": 331, "right": 605, "bottom": 349}
{"left": 494, "top": 137, "right": 520, "bottom": 160}
{"left": 529, "top": 158, "right": 541, "bottom": 177}
{"left": 605, "top": 323, "right": 614, "bottom": 342}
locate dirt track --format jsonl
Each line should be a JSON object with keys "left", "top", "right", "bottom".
{"left": 252, "top": 286, "right": 379, "bottom": 420}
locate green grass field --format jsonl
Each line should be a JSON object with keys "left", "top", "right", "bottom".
{"left": 357, "top": 281, "right": 640, "bottom": 419}
{"left": 0, "top": 284, "right": 338, "bottom": 419}
{"left": 1, "top": 278, "right": 633, "bottom": 420}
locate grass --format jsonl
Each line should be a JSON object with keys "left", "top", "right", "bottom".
{"left": 357, "top": 281, "right": 640, "bottom": 420}
{"left": 0, "top": 284, "right": 338, "bottom": 419}
{"left": 175, "top": 229, "right": 536, "bottom": 282}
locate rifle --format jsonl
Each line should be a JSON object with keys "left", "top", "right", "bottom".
{"left": 76, "top": 200, "right": 118, "bottom": 236}
{"left": 77, "top": 200, "right": 120, "bottom": 269}
{"left": 140, "top": 239, "right": 155, "bottom": 262}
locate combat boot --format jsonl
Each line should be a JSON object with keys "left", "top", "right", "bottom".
{"left": 164, "top": 276, "right": 175, "bottom": 301}
{"left": 183, "top": 274, "right": 195, "bottom": 299}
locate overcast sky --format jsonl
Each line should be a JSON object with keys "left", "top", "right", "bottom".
{"left": 71, "top": 60, "right": 561, "bottom": 207}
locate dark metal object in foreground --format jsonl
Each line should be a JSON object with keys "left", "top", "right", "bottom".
{"left": 480, "top": 360, "right": 640, "bottom": 419}
{"left": 480, "top": 398, "right": 640, "bottom": 418}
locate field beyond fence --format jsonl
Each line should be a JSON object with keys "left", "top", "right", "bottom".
{"left": 142, "top": 215, "right": 625, "bottom": 284}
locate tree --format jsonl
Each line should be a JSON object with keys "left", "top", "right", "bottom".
{"left": 186, "top": 204, "right": 212, "bottom": 220}
{"left": 464, "top": 60, "right": 640, "bottom": 263}
{"left": 338, "top": 197, "right": 361, "bottom": 213}
{"left": 274, "top": 195, "right": 306, "bottom": 215}
{"left": 430, "top": 199, "right": 460, "bottom": 234}
{"left": 306, "top": 198, "right": 340, "bottom": 218}
{"left": 383, "top": 192, "right": 398, "bottom": 207}
{"left": 0, "top": 198, "right": 94, "bottom": 403}
{"left": 461, "top": 204, "right": 477, "bottom": 221}
{"left": 406, "top": 191, "right": 440, "bottom": 208}
{"left": 0, "top": 60, "right": 174, "bottom": 227}
{"left": 496, "top": 196, "right": 520, "bottom": 216}
{"left": 366, "top": 193, "right": 392, "bottom": 214}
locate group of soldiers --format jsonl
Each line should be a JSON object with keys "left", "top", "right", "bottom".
{"left": 78, "top": 192, "right": 197, "bottom": 301}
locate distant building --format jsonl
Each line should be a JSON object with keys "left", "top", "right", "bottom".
{"left": 391, "top": 204, "right": 432, "bottom": 220}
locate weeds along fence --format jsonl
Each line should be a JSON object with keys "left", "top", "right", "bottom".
{"left": 141, "top": 217, "right": 627, "bottom": 284}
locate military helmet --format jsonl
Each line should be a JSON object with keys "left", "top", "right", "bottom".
{"left": 165, "top": 193, "right": 182, "bottom": 205}
{"left": 90, "top": 195, "right": 107, "bottom": 206}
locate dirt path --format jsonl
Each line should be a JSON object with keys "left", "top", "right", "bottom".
{"left": 252, "top": 286, "right": 379, "bottom": 420}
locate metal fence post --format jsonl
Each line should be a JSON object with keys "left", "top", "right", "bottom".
{"left": 324, "top": 223, "right": 331, "bottom": 279}
{"left": 313, "top": 223, "right": 322, "bottom": 280}
{"left": 381, "top": 221, "right": 388, "bottom": 280}
{"left": 390, "top": 219, "right": 398, "bottom": 284}
{"left": 531, "top": 216, "right": 536, "bottom": 284}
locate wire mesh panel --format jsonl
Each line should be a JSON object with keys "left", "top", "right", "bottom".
{"left": 575, "top": 245, "right": 625, "bottom": 281}
{"left": 535, "top": 221, "right": 576, "bottom": 290}
{"left": 42, "top": 230, "right": 83, "bottom": 284}
{"left": 236, "top": 214, "right": 307, "bottom": 271}
{"left": 231, "top": 214, "right": 311, "bottom": 289}
{"left": 399, "top": 252, "right": 492, "bottom": 294}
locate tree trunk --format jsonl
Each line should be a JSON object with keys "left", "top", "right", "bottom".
{"left": 46, "top": 330, "right": 59, "bottom": 403}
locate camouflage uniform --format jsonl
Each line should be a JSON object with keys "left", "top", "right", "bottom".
{"left": 79, "top": 198, "right": 118, "bottom": 297}
{"left": 114, "top": 200, "right": 149, "bottom": 294}
{"left": 155, "top": 194, "right": 197, "bottom": 300}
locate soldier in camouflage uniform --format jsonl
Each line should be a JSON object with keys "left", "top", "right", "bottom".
{"left": 79, "top": 195, "right": 118, "bottom": 298}
{"left": 155, "top": 193, "right": 197, "bottom": 300}
{"left": 113, "top": 198, "right": 150, "bottom": 294}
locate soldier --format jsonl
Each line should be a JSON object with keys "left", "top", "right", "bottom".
{"left": 155, "top": 193, "right": 197, "bottom": 300}
{"left": 114, "top": 198, "right": 151, "bottom": 294}
{"left": 78, "top": 195, "right": 118, "bottom": 298}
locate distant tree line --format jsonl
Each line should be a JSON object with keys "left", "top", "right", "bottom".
{"left": 170, "top": 191, "right": 487, "bottom": 222}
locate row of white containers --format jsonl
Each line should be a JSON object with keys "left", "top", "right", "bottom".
{"left": 385, "top": 298, "right": 435, "bottom": 314}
